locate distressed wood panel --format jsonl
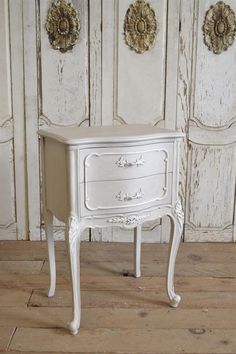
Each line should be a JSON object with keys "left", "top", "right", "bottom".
{"left": 193, "top": 0, "right": 236, "bottom": 128}
{"left": 176, "top": 0, "right": 194, "bottom": 210}
{"left": 23, "top": 0, "right": 40, "bottom": 240}
{"left": 0, "top": 0, "right": 17, "bottom": 240}
{"left": 182, "top": 0, "right": 236, "bottom": 241}
{"left": 39, "top": 0, "right": 89, "bottom": 126}
{"left": 187, "top": 144, "right": 235, "bottom": 229}
{"left": 0, "top": 0, "right": 12, "bottom": 124}
{"left": 115, "top": 0, "right": 167, "bottom": 125}
{"left": 22, "top": 1, "right": 90, "bottom": 240}
{"left": 0, "top": 143, "right": 15, "bottom": 229}
{"left": 98, "top": 0, "right": 180, "bottom": 242}
{"left": 10, "top": 0, "right": 28, "bottom": 240}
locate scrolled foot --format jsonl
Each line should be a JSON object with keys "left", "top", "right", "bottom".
{"left": 47, "top": 287, "right": 55, "bottom": 298}
{"left": 69, "top": 319, "right": 80, "bottom": 335}
{"left": 169, "top": 294, "right": 181, "bottom": 308}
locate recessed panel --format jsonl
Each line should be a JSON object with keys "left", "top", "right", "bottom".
{"left": 0, "top": 141, "right": 15, "bottom": 227}
{"left": 116, "top": 0, "right": 167, "bottom": 124}
{"left": 187, "top": 143, "right": 235, "bottom": 229}
{"left": 39, "top": 0, "right": 89, "bottom": 125}
{"left": 193, "top": 0, "right": 236, "bottom": 128}
{"left": 0, "top": 0, "right": 12, "bottom": 123}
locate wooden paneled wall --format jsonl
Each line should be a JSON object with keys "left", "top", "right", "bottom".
{"left": 0, "top": 0, "right": 235, "bottom": 242}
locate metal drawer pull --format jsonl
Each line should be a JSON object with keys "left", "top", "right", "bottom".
{"left": 116, "top": 155, "right": 145, "bottom": 168}
{"left": 116, "top": 188, "right": 144, "bottom": 202}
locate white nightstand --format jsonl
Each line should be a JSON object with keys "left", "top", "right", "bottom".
{"left": 39, "top": 124, "right": 184, "bottom": 335}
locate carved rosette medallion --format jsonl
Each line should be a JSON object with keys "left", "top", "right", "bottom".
{"left": 203, "top": 1, "right": 236, "bottom": 54}
{"left": 124, "top": 0, "right": 158, "bottom": 54}
{"left": 45, "top": 0, "right": 80, "bottom": 53}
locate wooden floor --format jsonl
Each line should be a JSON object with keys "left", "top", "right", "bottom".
{"left": 0, "top": 241, "right": 236, "bottom": 354}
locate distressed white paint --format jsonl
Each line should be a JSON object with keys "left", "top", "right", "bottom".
{"left": 98, "top": 0, "right": 180, "bottom": 242}
{"left": 39, "top": 125, "right": 184, "bottom": 334}
{"left": 116, "top": 0, "right": 167, "bottom": 125}
{"left": 0, "top": 0, "right": 28, "bottom": 240}
{"left": 0, "top": 0, "right": 16, "bottom": 240}
{"left": 0, "top": 0, "right": 235, "bottom": 242}
{"left": 180, "top": 0, "right": 236, "bottom": 241}
{"left": 21, "top": 1, "right": 90, "bottom": 240}
{"left": 23, "top": 0, "right": 40, "bottom": 240}
{"left": 193, "top": 0, "right": 236, "bottom": 128}
{"left": 39, "top": 0, "right": 89, "bottom": 126}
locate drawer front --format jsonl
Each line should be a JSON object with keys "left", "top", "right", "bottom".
{"left": 80, "top": 143, "right": 174, "bottom": 182}
{"left": 80, "top": 173, "right": 172, "bottom": 216}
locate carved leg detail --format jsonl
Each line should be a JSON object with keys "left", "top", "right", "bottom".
{"left": 134, "top": 225, "right": 142, "bottom": 278}
{"left": 45, "top": 209, "right": 56, "bottom": 298}
{"left": 66, "top": 216, "right": 81, "bottom": 335}
{"left": 167, "top": 199, "right": 184, "bottom": 308}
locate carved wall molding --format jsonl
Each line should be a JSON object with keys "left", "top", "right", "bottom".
{"left": 45, "top": 0, "right": 80, "bottom": 53}
{"left": 124, "top": 0, "right": 158, "bottom": 54}
{"left": 202, "top": 1, "right": 236, "bottom": 54}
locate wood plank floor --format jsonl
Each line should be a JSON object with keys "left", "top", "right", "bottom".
{"left": 0, "top": 241, "right": 236, "bottom": 353}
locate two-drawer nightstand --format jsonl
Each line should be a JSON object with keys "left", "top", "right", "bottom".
{"left": 39, "top": 124, "right": 184, "bottom": 335}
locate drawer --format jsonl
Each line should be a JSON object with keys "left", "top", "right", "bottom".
{"left": 80, "top": 173, "right": 172, "bottom": 216}
{"left": 80, "top": 143, "right": 174, "bottom": 182}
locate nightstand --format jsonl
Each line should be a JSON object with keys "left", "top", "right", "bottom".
{"left": 39, "top": 124, "right": 184, "bottom": 335}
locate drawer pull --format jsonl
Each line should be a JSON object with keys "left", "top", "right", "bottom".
{"left": 116, "top": 155, "right": 145, "bottom": 168}
{"left": 116, "top": 188, "right": 144, "bottom": 202}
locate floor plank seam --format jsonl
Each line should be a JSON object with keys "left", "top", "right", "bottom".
{"left": 27, "top": 290, "right": 34, "bottom": 308}
{"left": 6, "top": 326, "right": 17, "bottom": 352}
{"left": 40, "top": 259, "right": 46, "bottom": 272}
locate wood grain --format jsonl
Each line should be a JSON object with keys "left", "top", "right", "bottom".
{"left": 28, "top": 289, "right": 236, "bottom": 309}
{"left": 0, "top": 327, "right": 15, "bottom": 351}
{"left": 1, "top": 307, "right": 236, "bottom": 330}
{"left": 0, "top": 261, "right": 43, "bottom": 274}
{"left": 1, "top": 241, "right": 236, "bottom": 353}
{"left": 42, "top": 259, "right": 236, "bottom": 277}
{"left": 9, "top": 327, "right": 236, "bottom": 353}
{"left": 0, "top": 289, "right": 31, "bottom": 307}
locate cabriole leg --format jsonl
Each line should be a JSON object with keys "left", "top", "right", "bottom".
{"left": 45, "top": 209, "right": 56, "bottom": 298}
{"left": 167, "top": 199, "right": 184, "bottom": 308}
{"left": 134, "top": 225, "right": 142, "bottom": 278}
{"left": 66, "top": 216, "right": 81, "bottom": 335}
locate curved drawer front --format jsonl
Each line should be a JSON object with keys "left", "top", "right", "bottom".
{"left": 80, "top": 173, "right": 172, "bottom": 216}
{"left": 80, "top": 143, "right": 174, "bottom": 182}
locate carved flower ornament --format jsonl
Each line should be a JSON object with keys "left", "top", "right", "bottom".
{"left": 45, "top": 0, "right": 80, "bottom": 52}
{"left": 202, "top": 1, "right": 236, "bottom": 54}
{"left": 124, "top": 0, "right": 158, "bottom": 54}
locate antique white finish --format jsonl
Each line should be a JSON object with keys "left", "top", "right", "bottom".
{"left": 39, "top": 124, "right": 184, "bottom": 335}
{"left": 0, "top": 0, "right": 28, "bottom": 240}
{"left": 178, "top": 0, "right": 236, "bottom": 242}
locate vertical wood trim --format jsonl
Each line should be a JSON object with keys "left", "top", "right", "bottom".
{"left": 9, "top": 0, "right": 28, "bottom": 240}
{"left": 89, "top": 0, "right": 102, "bottom": 127}
{"left": 89, "top": 0, "right": 102, "bottom": 241}
{"left": 23, "top": 0, "right": 41, "bottom": 240}
{"left": 101, "top": 0, "right": 115, "bottom": 126}
{"left": 161, "top": 0, "right": 181, "bottom": 242}
{"left": 164, "top": 0, "right": 180, "bottom": 129}
{"left": 176, "top": 0, "right": 195, "bottom": 241}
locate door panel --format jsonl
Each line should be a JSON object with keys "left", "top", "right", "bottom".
{"left": 180, "top": 0, "right": 236, "bottom": 241}
{"left": 0, "top": 0, "right": 27, "bottom": 240}
{"left": 24, "top": 0, "right": 90, "bottom": 240}
{"left": 92, "top": 0, "right": 180, "bottom": 241}
{"left": 115, "top": 0, "right": 167, "bottom": 125}
{"left": 0, "top": 0, "right": 15, "bottom": 240}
